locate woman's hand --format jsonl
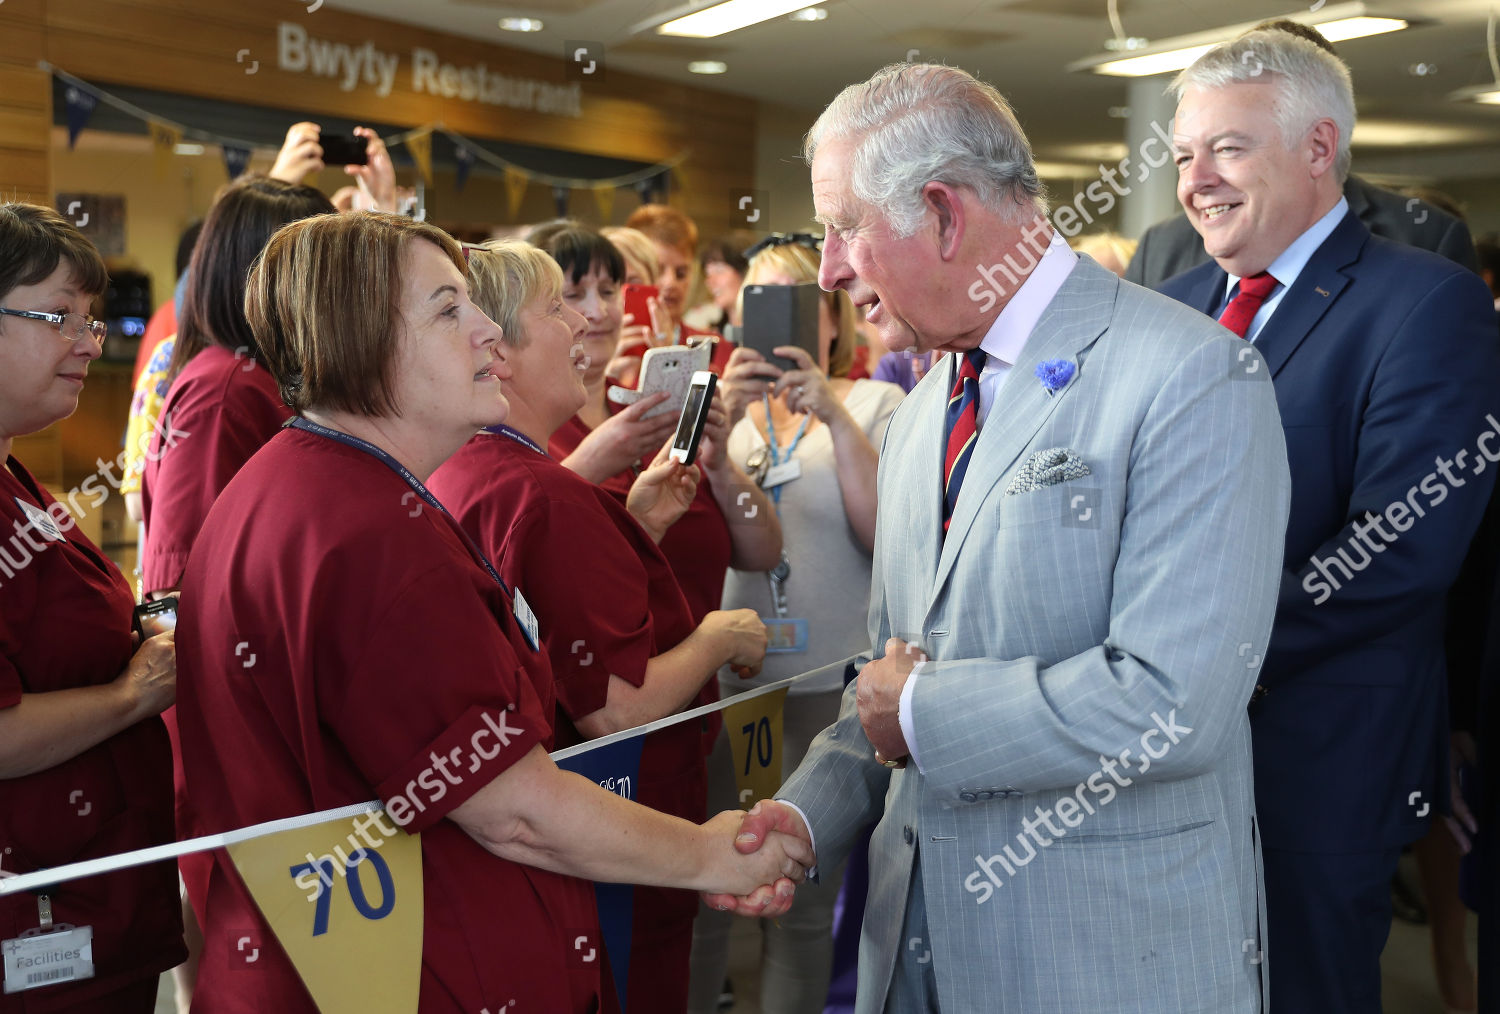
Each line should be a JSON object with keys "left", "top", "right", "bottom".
{"left": 562, "top": 392, "right": 677, "bottom": 483}
{"left": 772, "top": 346, "right": 847, "bottom": 426}
{"left": 702, "top": 608, "right": 767, "bottom": 678}
{"left": 721, "top": 347, "right": 781, "bottom": 429}
{"left": 627, "top": 454, "right": 700, "bottom": 542}
{"left": 116, "top": 630, "right": 176, "bottom": 721}
{"left": 346, "top": 126, "right": 398, "bottom": 213}
{"left": 696, "top": 809, "right": 809, "bottom": 903}
{"left": 269, "top": 121, "right": 324, "bottom": 184}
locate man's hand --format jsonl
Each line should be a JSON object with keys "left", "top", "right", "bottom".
{"left": 702, "top": 800, "right": 814, "bottom": 917}
{"left": 858, "top": 637, "right": 925, "bottom": 768}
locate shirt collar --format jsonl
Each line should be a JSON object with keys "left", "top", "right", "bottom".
{"left": 1223, "top": 196, "right": 1349, "bottom": 302}
{"left": 978, "top": 229, "right": 1079, "bottom": 368}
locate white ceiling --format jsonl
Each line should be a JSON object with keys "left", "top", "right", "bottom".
{"left": 325, "top": 0, "right": 1500, "bottom": 178}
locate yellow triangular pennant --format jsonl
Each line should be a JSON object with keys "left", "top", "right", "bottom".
{"left": 149, "top": 122, "right": 182, "bottom": 180}
{"left": 592, "top": 182, "right": 616, "bottom": 223}
{"left": 504, "top": 168, "right": 530, "bottom": 219}
{"left": 406, "top": 129, "right": 433, "bottom": 188}
{"left": 227, "top": 810, "right": 423, "bottom": 1013}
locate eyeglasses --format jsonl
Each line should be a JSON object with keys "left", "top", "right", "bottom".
{"left": 0, "top": 308, "right": 108, "bottom": 343}
{"left": 743, "top": 232, "right": 823, "bottom": 261}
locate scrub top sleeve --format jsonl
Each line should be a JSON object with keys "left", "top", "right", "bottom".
{"left": 0, "top": 654, "right": 20, "bottom": 710}
{"left": 507, "top": 501, "right": 656, "bottom": 721}
{"left": 328, "top": 563, "right": 549, "bottom": 835}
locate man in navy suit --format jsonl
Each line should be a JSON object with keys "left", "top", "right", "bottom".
{"left": 1159, "top": 29, "right": 1500, "bottom": 1013}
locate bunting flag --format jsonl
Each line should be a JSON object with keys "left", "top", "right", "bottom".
{"left": 503, "top": 167, "right": 530, "bottom": 219}
{"left": 222, "top": 145, "right": 252, "bottom": 181}
{"left": 453, "top": 142, "right": 476, "bottom": 195}
{"left": 63, "top": 86, "right": 97, "bottom": 149}
{"left": 722, "top": 688, "right": 789, "bottom": 808}
{"left": 405, "top": 129, "right": 434, "bottom": 188}
{"left": 226, "top": 810, "right": 423, "bottom": 1014}
{"left": 592, "top": 182, "right": 616, "bottom": 223}
{"left": 556, "top": 736, "right": 646, "bottom": 1010}
{"left": 552, "top": 185, "right": 571, "bottom": 219}
{"left": 148, "top": 122, "right": 183, "bottom": 180}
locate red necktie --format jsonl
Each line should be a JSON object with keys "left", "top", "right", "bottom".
{"left": 1218, "top": 272, "right": 1279, "bottom": 339}
{"left": 942, "top": 348, "right": 987, "bottom": 531}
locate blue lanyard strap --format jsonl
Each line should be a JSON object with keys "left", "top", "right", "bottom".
{"left": 483, "top": 424, "right": 546, "bottom": 456}
{"left": 285, "top": 417, "right": 508, "bottom": 591}
{"left": 760, "top": 391, "right": 810, "bottom": 507}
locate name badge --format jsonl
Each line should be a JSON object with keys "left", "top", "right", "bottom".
{"left": 2, "top": 926, "right": 94, "bottom": 995}
{"left": 762, "top": 460, "right": 802, "bottom": 490}
{"left": 512, "top": 588, "right": 541, "bottom": 652}
{"left": 763, "top": 617, "right": 809, "bottom": 654}
{"left": 14, "top": 498, "right": 64, "bottom": 543}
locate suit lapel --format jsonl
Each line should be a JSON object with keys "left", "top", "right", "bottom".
{"left": 929, "top": 258, "right": 1114, "bottom": 600}
{"left": 1255, "top": 211, "right": 1366, "bottom": 378}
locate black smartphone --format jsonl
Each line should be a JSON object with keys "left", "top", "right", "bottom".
{"left": 319, "top": 133, "right": 369, "bottom": 166}
{"left": 669, "top": 371, "right": 718, "bottom": 467}
{"left": 740, "top": 283, "right": 821, "bottom": 372}
{"left": 133, "top": 596, "right": 179, "bottom": 639}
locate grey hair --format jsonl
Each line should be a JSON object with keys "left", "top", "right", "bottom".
{"left": 1172, "top": 29, "right": 1355, "bottom": 183}
{"left": 804, "top": 63, "right": 1048, "bottom": 238}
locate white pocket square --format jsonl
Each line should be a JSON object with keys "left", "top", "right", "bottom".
{"left": 1005, "top": 447, "right": 1091, "bottom": 495}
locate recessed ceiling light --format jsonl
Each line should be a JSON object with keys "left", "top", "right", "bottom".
{"left": 654, "top": 0, "right": 819, "bottom": 38}
{"left": 789, "top": 7, "right": 827, "bottom": 21}
{"left": 499, "top": 17, "right": 544, "bottom": 32}
{"left": 688, "top": 60, "right": 728, "bottom": 74}
{"left": 174, "top": 143, "right": 206, "bottom": 156}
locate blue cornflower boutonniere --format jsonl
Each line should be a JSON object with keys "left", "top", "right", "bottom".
{"left": 1035, "top": 358, "right": 1076, "bottom": 396}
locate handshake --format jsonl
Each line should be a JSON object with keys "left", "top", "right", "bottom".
{"left": 699, "top": 800, "right": 816, "bottom": 918}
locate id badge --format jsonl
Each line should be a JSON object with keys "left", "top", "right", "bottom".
{"left": 762, "top": 617, "right": 809, "bottom": 654}
{"left": 762, "top": 460, "right": 802, "bottom": 489}
{"left": 3, "top": 926, "right": 94, "bottom": 995}
{"left": 512, "top": 588, "right": 541, "bottom": 652}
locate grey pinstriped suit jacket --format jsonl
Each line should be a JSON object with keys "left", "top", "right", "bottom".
{"left": 779, "top": 256, "right": 1291, "bottom": 1013}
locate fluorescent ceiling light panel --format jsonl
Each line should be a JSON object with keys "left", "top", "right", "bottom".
{"left": 1068, "top": 3, "right": 1411, "bottom": 78}
{"left": 655, "top": 0, "right": 818, "bottom": 38}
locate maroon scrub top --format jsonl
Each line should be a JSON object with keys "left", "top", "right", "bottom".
{"left": 549, "top": 416, "right": 732, "bottom": 627}
{"left": 430, "top": 432, "right": 710, "bottom": 1013}
{"left": 174, "top": 428, "right": 604, "bottom": 1014}
{"left": 140, "top": 345, "right": 291, "bottom": 593}
{"left": 0, "top": 457, "right": 185, "bottom": 1011}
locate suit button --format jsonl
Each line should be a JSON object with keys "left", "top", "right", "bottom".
{"left": 960, "top": 791, "right": 978, "bottom": 803}
{"left": 903, "top": 825, "right": 915, "bottom": 845}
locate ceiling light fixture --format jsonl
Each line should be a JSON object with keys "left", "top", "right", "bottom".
{"left": 1448, "top": 8, "right": 1500, "bottom": 105}
{"left": 688, "top": 60, "right": 729, "bottom": 74}
{"left": 1068, "top": 2, "right": 1412, "bottom": 78}
{"left": 789, "top": 7, "right": 827, "bottom": 21}
{"left": 499, "top": 17, "right": 545, "bottom": 32}
{"left": 634, "top": 1, "right": 821, "bottom": 39}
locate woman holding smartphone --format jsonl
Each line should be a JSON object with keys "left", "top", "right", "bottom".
{"left": 174, "top": 213, "right": 809, "bottom": 1013}
{"left": 428, "top": 242, "right": 766, "bottom": 1013}
{"left": 0, "top": 203, "right": 182, "bottom": 1011}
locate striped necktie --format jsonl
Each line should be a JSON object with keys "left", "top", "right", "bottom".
{"left": 942, "top": 348, "right": 988, "bottom": 530}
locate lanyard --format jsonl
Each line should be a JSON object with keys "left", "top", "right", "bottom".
{"left": 760, "top": 391, "right": 810, "bottom": 507}
{"left": 483, "top": 423, "right": 546, "bottom": 456}
{"left": 285, "top": 417, "right": 508, "bottom": 591}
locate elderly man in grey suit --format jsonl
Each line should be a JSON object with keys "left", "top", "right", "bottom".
{"left": 708, "top": 62, "right": 1292, "bottom": 1013}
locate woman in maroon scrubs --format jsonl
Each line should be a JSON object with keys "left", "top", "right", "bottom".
{"left": 530, "top": 223, "right": 780, "bottom": 626}
{"left": 0, "top": 204, "right": 183, "bottom": 1011}
{"left": 173, "top": 212, "right": 809, "bottom": 1014}
{"left": 140, "top": 174, "right": 334, "bottom": 597}
{"left": 429, "top": 242, "right": 769, "bottom": 1013}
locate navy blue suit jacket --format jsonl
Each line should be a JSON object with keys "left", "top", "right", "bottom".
{"left": 1160, "top": 209, "right": 1500, "bottom": 852}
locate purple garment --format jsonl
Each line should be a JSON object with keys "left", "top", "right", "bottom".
{"left": 871, "top": 352, "right": 927, "bottom": 393}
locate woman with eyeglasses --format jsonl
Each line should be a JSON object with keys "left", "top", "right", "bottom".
{"left": 172, "top": 212, "right": 809, "bottom": 1012}
{"left": 687, "top": 238, "right": 904, "bottom": 1014}
{"left": 0, "top": 203, "right": 184, "bottom": 1011}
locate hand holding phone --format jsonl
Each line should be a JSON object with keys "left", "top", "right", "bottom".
{"left": 133, "top": 596, "right": 179, "bottom": 640}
